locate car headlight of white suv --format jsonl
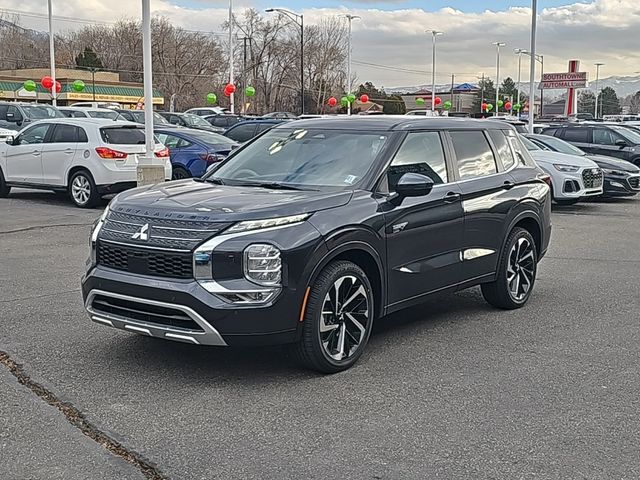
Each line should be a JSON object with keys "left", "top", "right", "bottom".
{"left": 553, "top": 164, "right": 580, "bottom": 172}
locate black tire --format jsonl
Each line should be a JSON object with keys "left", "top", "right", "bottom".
{"left": 293, "top": 260, "right": 375, "bottom": 374}
{"left": 554, "top": 198, "right": 579, "bottom": 206}
{"left": 0, "top": 168, "right": 10, "bottom": 198}
{"left": 53, "top": 190, "right": 68, "bottom": 198}
{"left": 481, "top": 227, "right": 538, "bottom": 310}
{"left": 171, "top": 167, "right": 191, "bottom": 180}
{"left": 68, "top": 170, "right": 100, "bottom": 208}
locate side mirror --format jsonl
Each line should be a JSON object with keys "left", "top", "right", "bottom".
{"left": 395, "top": 173, "right": 435, "bottom": 198}
{"left": 615, "top": 139, "right": 628, "bottom": 148}
{"left": 5, "top": 136, "right": 14, "bottom": 145}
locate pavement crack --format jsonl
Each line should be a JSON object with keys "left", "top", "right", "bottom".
{"left": 0, "top": 223, "right": 93, "bottom": 235}
{"left": 0, "top": 289, "right": 81, "bottom": 304}
{"left": 0, "top": 351, "right": 169, "bottom": 480}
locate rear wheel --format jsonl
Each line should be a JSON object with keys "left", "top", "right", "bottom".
{"left": 293, "top": 261, "right": 374, "bottom": 373}
{"left": 171, "top": 167, "right": 191, "bottom": 180}
{"left": 69, "top": 170, "right": 100, "bottom": 208}
{"left": 482, "top": 227, "right": 538, "bottom": 310}
{"left": 0, "top": 168, "right": 10, "bottom": 198}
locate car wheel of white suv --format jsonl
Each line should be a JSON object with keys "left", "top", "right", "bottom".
{"left": 69, "top": 170, "right": 100, "bottom": 208}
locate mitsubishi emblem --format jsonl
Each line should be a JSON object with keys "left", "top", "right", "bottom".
{"left": 132, "top": 223, "right": 150, "bottom": 241}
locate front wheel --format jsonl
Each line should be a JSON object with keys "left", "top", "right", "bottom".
{"left": 293, "top": 261, "right": 374, "bottom": 373}
{"left": 482, "top": 227, "right": 538, "bottom": 310}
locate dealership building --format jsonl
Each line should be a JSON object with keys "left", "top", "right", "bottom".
{"left": 0, "top": 68, "right": 164, "bottom": 108}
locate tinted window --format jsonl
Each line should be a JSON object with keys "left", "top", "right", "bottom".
{"left": 156, "top": 133, "right": 191, "bottom": 149}
{"left": 100, "top": 127, "right": 145, "bottom": 144}
{"left": 186, "top": 130, "right": 237, "bottom": 146}
{"left": 593, "top": 128, "right": 617, "bottom": 145}
{"left": 88, "top": 110, "right": 119, "bottom": 120}
{"left": 488, "top": 130, "right": 516, "bottom": 169}
{"left": 387, "top": 132, "right": 447, "bottom": 191}
{"left": 21, "top": 105, "right": 63, "bottom": 119}
{"left": 77, "top": 127, "right": 88, "bottom": 143}
{"left": 450, "top": 131, "right": 498, "bottom": 179}
{"left": 226, "top": 124, "right": 257, "bottom": 143}
{"left": 17, "top": 124, "right": 50, "bottom": 145}
{"left": 541, "top": 128, "right": 558, "bottom": 136}
{"left": 51, "top": 124, "right": 78, "bottom": 143}
{"left": 257, "top": 123, "right": 275, "bottom": 134}
{"left": 563, "top": 128, "right": 590, "bottom": 143}
{"left": 0, "top": 105, "right": 8, "bottom": 120}
{"left": 211, "top": 117, "right": 227, "bottom": 127}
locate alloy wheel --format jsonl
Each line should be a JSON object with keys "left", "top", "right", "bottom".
{"left": 507, "top": 237, "right": 535, "bottom": 301}
{"left": 71, "top": 175, "right": 91, "bottom": 205}
{"left": 320, "top": 275, "right": 370, "bottom": 361}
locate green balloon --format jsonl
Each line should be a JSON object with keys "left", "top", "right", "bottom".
{"left": 206, "top": 93, "right": 217, "bottom": 104}
{"left": 497, "top": 100, "right": 504, "bottom": 108}
{"left": 415, "top": 97, "right": 425, "bottom": 105}
{"left": 23, "top": 80, "right": 37, "bottom": 92}
{"left": 513, "top": 103, "right": 522, "bottom": 111}
{"left": 486, "top": 103, "right": 494, "bottom": 111}
{"left": 443, "top": 100, "right": 452, "bottom": 110}
{"left": 347, "top": 93, "right": 356, "bottom": 103}
{"left": 340, "top": 96, "right": 349, "bottom": 107}
{"left": 245, "top": 86, "right": 255, "bottom": 97}
{"left": 72, "top": 80, "right": 85, "bottom": 92}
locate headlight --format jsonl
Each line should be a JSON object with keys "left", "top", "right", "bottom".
{"left": 89, "top": 204, "right": 110, "bottom": 266}
{"left": 553, "top": 164, "right": 580, "bottom": 172}
{"left": 602, "top": 168, "right": 626, "bottom": 176}
{"left": 244, "top": 244, "right": 281, "bottom": 285}
{"left": 226, "top": 213, "right": 310, "bottom": 234}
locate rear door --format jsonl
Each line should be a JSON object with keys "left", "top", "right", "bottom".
{"left": 41, "top": 123, "right": 80, "bottom": 185}
{"left": 561, "top": 127, "right": 593, "bottom": 153}
{"left": 448, "top": 129, "right": 514, "bottom": 280}
{"left": 4, "top": 123, "right": 51, "bottom": 183}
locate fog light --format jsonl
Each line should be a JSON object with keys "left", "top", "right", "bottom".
{"left": 610, "top": 181, "right": 624, "bottom": 188}
{"left": 244, "top": 244, "right": 281, "bottom": 285}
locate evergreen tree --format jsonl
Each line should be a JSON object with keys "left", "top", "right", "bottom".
{"left": 578, "top": 91, "right": 596, "bottom": 114}
{"left": 472, "top": 77, "right": 496, "bottom": 112}
{"left": 598, "top": 87, "right": 621, "bottom": 116}
{"left": 75, "top": 47, "right": 103, "bottom": 69}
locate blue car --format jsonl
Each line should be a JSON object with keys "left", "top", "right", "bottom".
{"left": 154, "top": 127, "right": 239, "bottom": 179}
{"left": 224, "top": 119, "right": 286, "bottom": 143}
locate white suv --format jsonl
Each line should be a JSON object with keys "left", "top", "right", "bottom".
{"left": 0, "top": 118, "right": 171, "bottom": 208}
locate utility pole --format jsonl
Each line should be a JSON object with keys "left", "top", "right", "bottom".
{"left": 514, "top": 48, "right": 525, "bottom": 115}
{"left": 451, "top": 74, "right": 455, "bottom": 112}
{"left": 594, "top": 62, "right": 604, "bottom": 118}
{"left": 480, "top": 72, "right": 485, "bottom": 115}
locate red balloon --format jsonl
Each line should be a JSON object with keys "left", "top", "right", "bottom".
{"left": 225, "top": 83, "right": 236, "bottom": 94}
{"left": 434, "top": 96, "right": 442, "bottom": 106}
{"left": 53, "top": 81, "right": 61, "bottom": 93}
{"left": 41, "top": 76, "right": 54, "bottom": 89}
{"left": 328, "top": 97, "right": 337, "bottom": 107}
{"left": 504, "top": 102, "right": 512, "bottom": 111}
{"left": 481, "top": 102, "right": 488, "bottom": 111}
{"left": 360, "top": 94, "right": 369, "bottom": 103}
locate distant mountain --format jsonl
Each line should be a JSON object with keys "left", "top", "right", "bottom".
{"left": 385, "top": 84, "right": 456, "bottom": 95}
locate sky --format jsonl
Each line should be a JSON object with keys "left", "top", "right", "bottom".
{"left": 2, "top": 0, "right": 639, "bottom": 89}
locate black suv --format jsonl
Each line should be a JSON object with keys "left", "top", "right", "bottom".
{"left": 542, "top": 124, "right": 640, "bottom": 166}
{"left": 82, "top": 117, "right": 552, "bottom": 373}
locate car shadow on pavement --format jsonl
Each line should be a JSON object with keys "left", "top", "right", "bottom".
{"left": 87, "top": 288, "right": 491, "bottom": 382}
{"left": 6, "top": 188, "right": 108, "bottom": 208}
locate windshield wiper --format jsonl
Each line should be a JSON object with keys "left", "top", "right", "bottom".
{"left": 194, "top": 177, "right": 225, "bottom": 185}
{"left": 233, "top": 181, "right": 315, "bottom": 191}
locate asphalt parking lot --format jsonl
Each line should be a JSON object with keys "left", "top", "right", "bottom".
{"left": 2, "top": 189, "right": 640, "bottom": 480}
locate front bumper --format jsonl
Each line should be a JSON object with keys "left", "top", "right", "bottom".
{"left": 602, "top": 174, "right": 640, "bottom": 197}
{"left": 551, "top": 167, "right": 603, "bottom": 200}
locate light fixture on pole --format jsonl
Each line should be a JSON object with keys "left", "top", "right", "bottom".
{"left": 47, "top": 0, "right": 56, "bottom": 106}
{"left": 527, "top": 0, "right": 538, "bottom": 133}
{"left": 514, "top": 48, "right": 526, "bottom": 114}
{"left": 343, "top": 14, "right": 360, "bottom": 116}
{"left": 594, "top": 62, "right": 604, "bottom": 118}
{"left": 427, "top": 30, "right": 443, "bottom": 112}
{"left": 492, "top": 42, "right": 506, "bottom": 116}
{"left": 266, "top": 8, "right": 304, "bottom": 115}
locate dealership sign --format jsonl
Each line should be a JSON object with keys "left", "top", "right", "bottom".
{"left": 540, "top": 72, "right": 588, "bottom": 89}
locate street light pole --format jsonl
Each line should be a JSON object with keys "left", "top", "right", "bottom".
{"left": 229, "top": 0, "right": 234, "bottom": 114}
{"left": 266, "top": 8, "right": 304, "bottom": 115}
{"left": 493, "top": 42, "right": 506, "bottom": 116}
{"left": 527, "top": 0, "right": 537, "bottom": 133}
{"left": 344, "top": 14, "right": 360, "bottom": 116}
{"left": 47, "top": 0, "right": 56, "bottom": 106}
{"left": 427, "top": 30, "right": 443, "bottom": 113}
{"left": 514, "top": 48, "right": 525, "bottom": 114}
{"left": 594, "top": 62, "right": 604, "bottom": 118}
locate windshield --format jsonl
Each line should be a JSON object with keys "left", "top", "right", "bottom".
{"left": 536, "top": 136, "right": 586, "bottom": 156}
{"left": 612, "top": 126, "right": 640, "bottom": 144}
{"left": 519, "top": 135, "right": 541, "bottom": 151}
{"left": 208, "top": 128, "right": 389, "bottom": 188}
{"left": 187, "top": 130, "right": 237, "bottom": 146}
{"left": 184, "top": 114, "right": 212, "bottom": 127}
{"left": 22, "top": 105, "right": 64, "bottom": 119}
{"left": 88, "top": 110, "right": 120, "bottom": 120}
{"left": 128, "top": 111, "right": 170, "bottom": 125}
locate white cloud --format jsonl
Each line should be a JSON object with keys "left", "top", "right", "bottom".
{"left": 3, "top": 0, "right": 639, "bottom": 88}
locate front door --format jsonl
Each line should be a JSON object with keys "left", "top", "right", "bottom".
{"left": 383, "top": 131, "right": 464, "bottom": 309}
{"left": 591, "top": 127, "right": 632, "bottom": 161}
{"left": 4, "top": 123, "right": 51, "bottom": 184}
{"left": 41, "top": 123, "right": 80, "bottom": 186}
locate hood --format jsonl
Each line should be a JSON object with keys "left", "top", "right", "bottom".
{"left": 529, "top": 150, "right": 599, "bottom": 168}
{"left": 111, "top": 179, "right": 353, "bottom": 222}
{"left": 587, "top": 154, "right": 640, "bottom": 172}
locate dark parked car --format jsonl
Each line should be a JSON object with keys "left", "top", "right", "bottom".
{"left": 154, "top": 127, "right": 238, "bottom": 179}
{"left": 0, "top": 102, "right": 64, "bottom": 129}
{"left": 115, "top": 109, "right": 171, "bottom": 125}
{"left": 82, "top": 117, "right": 551, "bottom": 373}
{"left": 542, "top": 124, "right": 640, "bottom": 166}
{"left": 223, "top": 119, "right": 285, "bottom": 143}
{"left": 262, "top": 112, "right": 298, "bottom": 119}
{"left": 526, "top": 134, "right": 640, "bottom": 197}
{"left": 203, "top": 114, "right": 244, "bottom": 130}
{"left": 157, "top": 112, "right": 225, "bottom": 133}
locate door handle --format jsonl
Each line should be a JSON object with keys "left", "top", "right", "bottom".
{"left": 502, "top": 180, "right": 515, "bottom": 190}
{"left": 65, "top": 148, "right": 74, "bottom": 154}
{"left": 31, "top": 151, "right": 40, "bottom": 156}
{"left": 443, "top": 191, "right": 461, "bottom": 203}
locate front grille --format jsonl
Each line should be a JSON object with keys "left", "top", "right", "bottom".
{"left": 97, "top": 242, "right": 193, "bottom": 279}
{"left": 582, "top": 168, "right": 603, "bottom": 189}
{"left": 91, "top": 294, "right": 203, "bottom": 331}
{"left": 628, "top": 176, "right": 640, "bottom": 189}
